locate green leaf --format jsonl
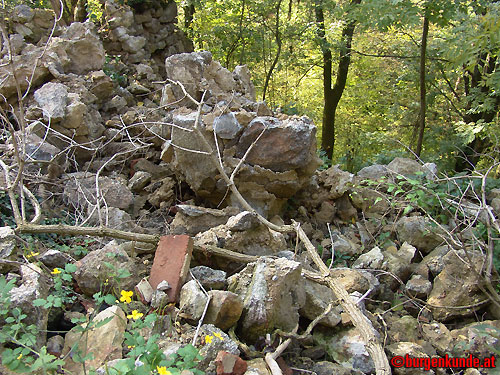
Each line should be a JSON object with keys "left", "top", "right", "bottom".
{"left": 32, "top": 299, "right": 47, "bottom": 307}
{"left": 104, "top": 294, "right": 117, "bottom": 305}
{"left": 65, "top": 263, "right": 77, "bottom": 273}
{"left": 92, "top": 316, "right": 114, "bottom": 330}
{"left": 403, "top": 205, "right": 414, "bottom": 215}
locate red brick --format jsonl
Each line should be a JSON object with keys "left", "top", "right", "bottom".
{"left": 149, "top": 235, "right": 193, "bottom": 303}
{"left": 215, "top": 351, "right": 247, "bottom": 375}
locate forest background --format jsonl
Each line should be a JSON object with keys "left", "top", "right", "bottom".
{"left": 8, "top": 0, "right": 500, "bottom": 174}
{"left": 180, "top": 0, "right": 500, "bottom": 174}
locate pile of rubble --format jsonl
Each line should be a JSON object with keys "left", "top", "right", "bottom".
{"left": 1, "top": 1, "right": 500, "bottom": 375}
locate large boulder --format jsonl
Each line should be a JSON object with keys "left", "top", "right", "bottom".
{"left": 319, "top": 165, "right": 354, "bottom": 200}
{"left": 165, "top": 51, "right": 254, "bottom": 104}
{"left": 300, "top": 279, "right": 342, "bottom": 328}
{"left": 395, "top": 216, "right": 444, "bottom": 253}
{"left": 427, "top": 250, "right": 489, "bottom": 321}
{"left": 386, "top": 157, "right": 427, "bottom": 178}
{"left": 171, "top": 205, "right": 239, "bottom": 236}
{"left": 227, "top": 257, "right": 305, "bottom": 342}
{"left": 46, "top": 22, "right": 105, "bottom": 75}
{"left": 235, "top": 116, "right": 317, "bottom": 172}
{"left": 74, "top": 241, "right": 143, "bottom": 297}
{"left": 0, "top": 43, "right": 50, "bottom": 100}
{"left": 195, "top": 214, "right": 287, "bottom": 259}
{"left": 170, "top": 112, "right": 219, "bottom": 195}
{"left": 63, "top": 172, "right": 134, "bottom": 212}
{"left": 62, "top": 306, "right": 126, "bottom": 375}
{"left": 34, "top": 82, "right": 69, "bottom": 121}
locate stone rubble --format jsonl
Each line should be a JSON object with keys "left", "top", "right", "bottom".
{"left": 0, "top": 1, "right": 499, "bottom": 374}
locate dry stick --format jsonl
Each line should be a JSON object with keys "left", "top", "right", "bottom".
{"left": 264, "top": 306, "right": 335, "bottom": 374}
{"left": 0, "top": 158, "right": 22, "bottom": 225}
{"left": 170, "top": 81, "right": 391, "bottom": 375}
{"left": 275, "top": 303, "right": 334, "bottom": 341}
{"left": 16, "top": 224, "right": 159, "bottom": 244}
{"left": 295, "top": 224, "right": 390, "bottom": 375}
{"left": 190, "top": 270, "right": 212, "bottom": 345}
{"left": 478, "top": 165, "right": 500, "bottom": 309}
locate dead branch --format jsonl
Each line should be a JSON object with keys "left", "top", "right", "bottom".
{"left": 171, "top": 80, "right": 391, "bottom": 375}
{"left": 16, "top": 224, "right": 159, "bottom": 244}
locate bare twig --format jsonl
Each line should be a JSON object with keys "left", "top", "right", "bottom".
{"left": 174, "top": 81, "right": 391, "bottom": 375}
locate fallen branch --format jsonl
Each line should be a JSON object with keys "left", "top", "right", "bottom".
{"left": 16, "top": 224, "right": 159, "bottom": 244}
{"left": 265, "top": 304, "right": 335, "bottom": 375}
{"left": 171, "top": 81, "right": 391, "bottom": 375}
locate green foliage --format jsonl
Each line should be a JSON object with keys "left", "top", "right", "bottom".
{"left": 183, "top": 0, "right": 500, "bottom": 172}
{"left": 103, "top": 55, "right": 127, "bottom": 86}
{"left": 0, "top": 275, "right": 65, "bottom": 373}
{"left": 87, "top": 0, "right": 104, "bottom": 23}
{"left": 361, "top": 172, "right": 500, "bottom": 286}
{"left": 33, "top": 263, "right": 78, "bottom": 309}
{"left": 317, "top": 150, "right": 332, "bottom": 171}
{"left": 0, "top": 191, "right": 16, "bottom": 227}
{"left": 473, "top": 324, "right": 500, "bottom": 356}
{"left": 0, "top": 265, "right": 205, "bottom": 375}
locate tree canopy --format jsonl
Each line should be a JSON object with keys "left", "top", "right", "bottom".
{"left": 178, "top": 0, "right": 500, "bottom": 173}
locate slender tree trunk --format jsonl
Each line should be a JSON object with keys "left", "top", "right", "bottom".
{"left": 184, "top": 1, "right": 195, "bottom": 30}
{"left": 226, "top": 0, "right": 246, "bottom": 69}
{"left": 415, "top": 13, "right": 429, "bottom": 157}
{"left": 262, "top": 0, "right": 283, "bottom": 101}
{"left": 455, "top": 53, "right": 499, "bottom": 172}
{"left": 316, "top": 0, "right": 360, "bottom": 160}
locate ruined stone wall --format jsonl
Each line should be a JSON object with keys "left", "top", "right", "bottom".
{"left": 102, "top": 0, "right": 193, "bottom": 69}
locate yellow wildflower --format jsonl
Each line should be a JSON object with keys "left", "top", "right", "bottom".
{"left": 51, "top": 268, "right": 61, "bottom": 275}
{"left": 127, "top": 310, "right": 144, "bottom": 320}
{"left": 157, "top": 366, "right": 171, "bottom": 375}
{"left": 17, "top": 353, "right": 22, "bottom": 360}
{"left": 213, "top": 332, "right": 223, "bottom": 340}
{"left": 205, "top": 335, "right": 213, "bottom": 344}
{"left": 26, "top": 251, "right": 39, "bottom": 259}
{"left": 119, "top": 290, "right": 133, "bottom": 304}
{"left": 127, "top": 345, "right": 135, "bottom": 349}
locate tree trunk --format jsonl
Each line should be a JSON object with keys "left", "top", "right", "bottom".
{"left": 262, "top": 0, "right": 283, "bottom": 102}
{"left": 316, "top": 0, "right": 361, "bottom": 160}
{"left": 454, "top": 53, "right": 499, "bottom": 172}
{"left": 225, "top": 0, "right": 246, "bottom": 69}
{"left": 184, "top": 1, "right": 195, "bottom": 30}
{"left": 415, "top": 13, "right": 429, "bottom": 157}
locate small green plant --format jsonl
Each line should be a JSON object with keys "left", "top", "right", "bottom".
{"left": 0, "top": 275, "right": 65, "bottom": 373}
{"left": 376, "top": 231, "right": 392, "bottom": 247}
{"left": 33, "top": 263, "right": 78, "bottom": 309}
{"left": 317, "top": 150, "right": 332, "bottom": 171}
{"left": 330, "top": 252, "right": 352, "bottom": 268}
{"left": 103, "top": 55, "right": 127, "bottom": 86}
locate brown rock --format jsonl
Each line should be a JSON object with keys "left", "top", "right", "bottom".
{"left": 149, "top": 235, "right": 193, "bottom": 302}
{"left": 205, "top": 291, "right": 243, "bottom": 331}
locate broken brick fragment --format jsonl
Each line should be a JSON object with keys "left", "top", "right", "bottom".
{"left": 149, "top": 235, "right": 193, "bottom": 303}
